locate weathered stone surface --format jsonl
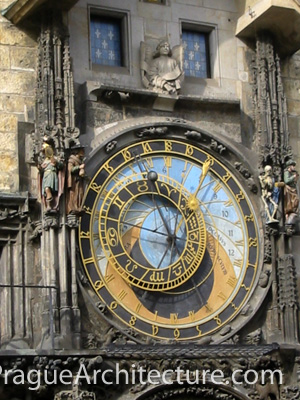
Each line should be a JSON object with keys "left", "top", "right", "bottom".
{"left": 289, "top": 59, "right": 300, "bottom": 79}
{"left": 0, "top": 45, "right": 10, "bottom": 69}
{"left": 284, "top": 79, "right": 300, "bottom": 99}
{"left": 10, "top": 47, "right": 37, "bottom": 70}
{"left": 286, "top": 99, "right": 300, "bottom": 115}
{"left": 86, "top": 102, "right": 123, "bottom": 128}
{"left": 0, "top": 131, "right": 16, "bottom": 151}
{"left": 281, "top": 59, "right": 290, "bottom": 78}
{"left": 0, "top": 94, "right": 34, "bottom": 113}
{"left": 287, "top": 116, "right": 299, "bottom": 137}
{"left": 0, "top": 1, "right": 14, "bottom": 11}
{"left": 0, "top": 153, "right": 18, "bottom": 191}
{"left": 0, "top": 70, "right": 35, "bottom": 94}
{"left": 0, "top": 113, "right": 17, "bottom": 132}
{"left": 0, "top": 21, "right": 36, "bottom": 47}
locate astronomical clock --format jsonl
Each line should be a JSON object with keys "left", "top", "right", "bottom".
{"left": 79, "top": 123, "right": 263, "bottom": 343}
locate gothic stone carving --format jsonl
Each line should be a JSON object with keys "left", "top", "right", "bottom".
{"left": 37, "top": 137, "right": 64, "bottom": 213}
{"left": 140, "top": 40, "right": 184, "bottom": 95}
{"left": 277, "top": 254, "right": 299, "bottom": 343}
{"left": 259, "top": 165, "right": 281, "bottom": 223}
{"left": 284, "top": 159, "right": 299, "bottom": 226}
{"left": 66, "top": 145, "right": 86, "bottom": 215}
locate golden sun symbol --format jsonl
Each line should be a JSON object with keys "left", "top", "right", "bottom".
{"left": 187, "top": 195, "right": 199, "bottom": 211}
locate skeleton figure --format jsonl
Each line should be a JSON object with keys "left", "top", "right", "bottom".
{"left": 140, "top": 39, "right": 184, "bottom": 95}
{"left": 259, "top": 165, "right": 280, "bottom": 223}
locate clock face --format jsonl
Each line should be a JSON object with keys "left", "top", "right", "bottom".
{"left": 79, "top": 137, "right": 260, "bottom": 341}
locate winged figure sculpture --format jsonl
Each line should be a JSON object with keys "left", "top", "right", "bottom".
{"left": 140, "top": 40, "right": 184, "bottom": 95}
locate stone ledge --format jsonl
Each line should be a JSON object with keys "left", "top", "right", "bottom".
{"left": 0, "top": 343, "right": 281, "bottom": 358}
{"left": 2, "top": 0, "right": 80, "bottom": 24}
{"left": 236, "top": 0, "right": 300, "bottom": 58}
{"left": 82, "top": 81, "right": 240, "bottom": 112}
{"left": 0, "top": 191, "right": 36, "bottom": 205}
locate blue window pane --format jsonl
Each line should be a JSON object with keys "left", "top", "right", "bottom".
{"left": 182, "top": 30, "right": 209, "bottom": 78}
{"left": 90, "top": 16, "right": 122, "bottom": 67}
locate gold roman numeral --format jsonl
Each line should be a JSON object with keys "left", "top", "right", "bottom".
{"left": 135, "top": 302, "right": 142, "bottom": 314}
{"left": 104, "top": 274, "right": 115, "bottom": 284}
{"left": 213, "top": 182, "right": 222, "bottom": 193}
{"left": 218, "top": 291, "right": 226, "bottom": 301}
{"left": 233, "top": 259, "right": 243, "bottom": 268}
{"left": 227, "top": 275, "right": 237, "bottom": 287}
{"left": 224, "top": 199, "right": 233, "bottom": 207}
{"left": 205, "top": 303, "right": 213, "bottom": 313}
{"left": 144, "top": 157, "right": 153, "bottom": 168}
{"left": 163, "top": 156, "right": 172, "bottom": 168}
{"left": 235, "top": 239, "right": 244, "bottom": 246}
{"left": 118, "top": 289, "right": 127, "bottom": 301}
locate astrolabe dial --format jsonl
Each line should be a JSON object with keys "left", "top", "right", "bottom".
{"left": 98, "top": 169, "right": 206, "bottom": 291}
{"left": 79, "top": 138, "right": 260, "bottom": 341}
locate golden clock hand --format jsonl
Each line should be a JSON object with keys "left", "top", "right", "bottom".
{"left": 174, "top": 157, "right": 214, "bottom": 235}
{"left": 188, "top": 157, "right": 214, "bottom": 211}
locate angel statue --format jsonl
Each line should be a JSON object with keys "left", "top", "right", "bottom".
{"left": 140, "top": 39, "right": 184, "bottom": 95}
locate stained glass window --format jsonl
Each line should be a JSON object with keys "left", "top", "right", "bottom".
{"left": 182, "top": 30, "right": 210, "bottom": 78}
{"left": 90, "top": 16, "right": 122, "bottom": 67}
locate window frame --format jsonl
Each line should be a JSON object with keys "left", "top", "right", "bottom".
{"left": 181, "top": 21, "right": 216, "bottom": 81}
{"left": 140, "top": 0, "right": 167, "bottom": 4}
{"left": 88, "top": 6, "right": 130, "bottom": 74}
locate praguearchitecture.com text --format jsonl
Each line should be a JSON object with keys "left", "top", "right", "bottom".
{"left": 0, "top": 363, "right": 283, "bottom": 391}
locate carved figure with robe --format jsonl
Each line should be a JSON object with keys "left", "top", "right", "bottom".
{"left": 38, "top": 138, "right": 64, "bottom": 212}
{"left": 66, "top": 145, "right": 86, "bottom": 215}
{"left": 284, "top": 159, "right": 299, "bottom": 224}
{"left": 140, "top": 39, "right": 184, "bottom": 95}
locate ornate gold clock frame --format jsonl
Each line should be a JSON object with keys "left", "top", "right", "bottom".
{"left": 79, "top": 118, "right": 267, "bottom": 344}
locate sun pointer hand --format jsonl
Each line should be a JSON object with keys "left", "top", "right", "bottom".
{"left": 173, "top": 157, "right": 213, "bottom": 236}
{"left": 187, "top": 157, "right": 214, "bottom": 211}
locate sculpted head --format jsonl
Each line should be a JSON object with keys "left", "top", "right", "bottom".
{"left": 155, "top": 40, "right": 172, "bottom": 57}
{"left": 264, "top": 165, "right": 272, "bottom": 176}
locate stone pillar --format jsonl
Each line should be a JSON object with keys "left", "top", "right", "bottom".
{"left": 67, "top": 214, "right": 81, "bottom": 349}
{"left": 0, "top": 239, "right": 12, "bottom": 345}
{"left": 278, "top": 255, "right": 299, "bottom": 344}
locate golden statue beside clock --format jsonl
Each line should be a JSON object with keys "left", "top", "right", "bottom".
{"left": 79, "top": 136, "right": 260, "bottom": 341}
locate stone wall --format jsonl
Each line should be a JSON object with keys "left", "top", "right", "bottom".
{"left": 0, "top": 0, "right": 37, "bottom": 192}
